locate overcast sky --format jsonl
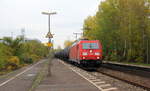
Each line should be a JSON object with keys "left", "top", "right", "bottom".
{"left": 0, "top": 0, "right": 102, "bottom": 48}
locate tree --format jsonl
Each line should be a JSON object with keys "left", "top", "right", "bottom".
{"left": 3, "top": 37, "right": 23, "bottom": 56}
{"left": 64, "top": 40, "right": 73, "bottom": 48}
{"left": 83, "top": 0, "right": 150, "bottom": 63}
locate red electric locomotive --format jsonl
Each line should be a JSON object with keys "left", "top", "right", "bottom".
{"left": 69, "top": 39, "right": 102, "bottom": 67}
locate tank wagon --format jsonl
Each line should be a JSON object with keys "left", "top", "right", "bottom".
{"left": 55, "top": 39, "right": 103, "bottom": 68}
{"left": 55, "top": 47, "right": 69, "bottom": 60}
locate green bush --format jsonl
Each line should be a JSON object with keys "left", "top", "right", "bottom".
{"left": 110, "top": 51, "right": 119, "bottom": 61}
{"left": 16, "top": 40, "right": 48, "bottom": 64}
{"left": 30, "top": 54, "right": 40, "bottom": 62}
{"left": 0, "top": 38, "right": 49, "bottom": 72}
{"left": 135, "top": 56, "right": 144, "bottom": 63}
{"left": 0, "top": 43, "right": 12, "bottom": 70}
{"left": 6, "top": 56, "right": 20, "bottom": 70}
{"left": 19, "top": 53, "right": 33, "bottom": 64}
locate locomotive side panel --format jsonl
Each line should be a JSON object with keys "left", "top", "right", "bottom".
{"left": 69, "top": 43, "right": 79, "bottom": 63}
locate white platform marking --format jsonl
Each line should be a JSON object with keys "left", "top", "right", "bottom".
{"left": 99, "top": 84, "right": 111, "bottom": 88}
{"left": 91, "top": 79, "right": 102, "bottom": 82}
{"left": 103, "top": 87, "right": 118, "bottom": 91}
{"left": 95, "top": 81, "right": 105, "bottom": 84}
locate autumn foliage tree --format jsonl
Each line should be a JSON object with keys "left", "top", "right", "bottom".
{"left": 83, "top": 0, "right": 150, "bottom": 64}
{"left": 0, "top": 37, "right": 49, "bottom": 72}
{"left": 64, "top": 40, "right": 73, "bottom": 48}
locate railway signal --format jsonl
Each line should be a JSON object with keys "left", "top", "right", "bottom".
{"left": 47, "top": 42, "right": 53, "bottom": 47}
{"left": 46, "top": 31, "right": 53, "bottom": 38}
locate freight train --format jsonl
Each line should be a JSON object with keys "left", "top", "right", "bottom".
{"left": 55, "top": 39, "right": 103, "bottom": 68}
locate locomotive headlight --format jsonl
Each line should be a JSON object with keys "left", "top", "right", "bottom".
{"left": 95, "top": 52, "right": 100, "bottom": 55}
{"left": 82, "top": 52, "right": 88, "bottom": 55}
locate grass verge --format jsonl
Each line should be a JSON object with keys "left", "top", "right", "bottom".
{"left": 107, "top": 60, "right": 150, "bottom": 67}
{"left": 29, "top": 59, "right": 50, "bottom": 91}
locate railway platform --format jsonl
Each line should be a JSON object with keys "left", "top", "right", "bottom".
{"left": 35, "top": 59, "right": 100, "bottom": 91}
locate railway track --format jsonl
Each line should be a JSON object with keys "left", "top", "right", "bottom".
{"left": 97, "top": 62, "right": 150, "bottom": 90}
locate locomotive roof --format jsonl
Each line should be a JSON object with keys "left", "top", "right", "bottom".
{"left": 71, "top": 40, "right": 99, "bottom": 47}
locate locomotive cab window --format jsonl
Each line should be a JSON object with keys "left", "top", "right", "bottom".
{"left": 82, "top": 43, "right": 99, "bottom": 49}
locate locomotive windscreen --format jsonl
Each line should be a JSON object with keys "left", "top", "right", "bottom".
{"left": 82, "top": 43, "right": 99, "bottom": 49}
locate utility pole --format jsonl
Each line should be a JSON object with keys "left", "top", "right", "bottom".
{"left": 21, "top": 28, "right": 25, "bottom": 42}
{"left": 73, "top": 32, "right": 83, "bottom": 40}
{"left": 11, "top": 32, "right": 13, "bottom": 39}
{"left": 123, "top": 39, "right": 127, "bottom": 57}
{"left": 42, "top": 11, "right": 57, "bottom": 76}
{"left": 147, "top": 39, "right": 149, "bottom": 64}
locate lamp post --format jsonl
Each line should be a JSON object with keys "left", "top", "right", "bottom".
{"left": 42, "top": 11, "right": 57, "bottom": 76}
{"left": 42, "top": 11, "right": 57, "bottom": 47}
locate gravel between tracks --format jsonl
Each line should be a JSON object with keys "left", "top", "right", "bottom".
{"left": 90, "top": 72, "right": 147, "bottom": 91}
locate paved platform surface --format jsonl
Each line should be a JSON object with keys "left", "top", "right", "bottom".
{"left": 35, "top": 59, "right": 99, "bottom": 91}
{"left": 0, "top": 59, "right": 47, "bottom": 91}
